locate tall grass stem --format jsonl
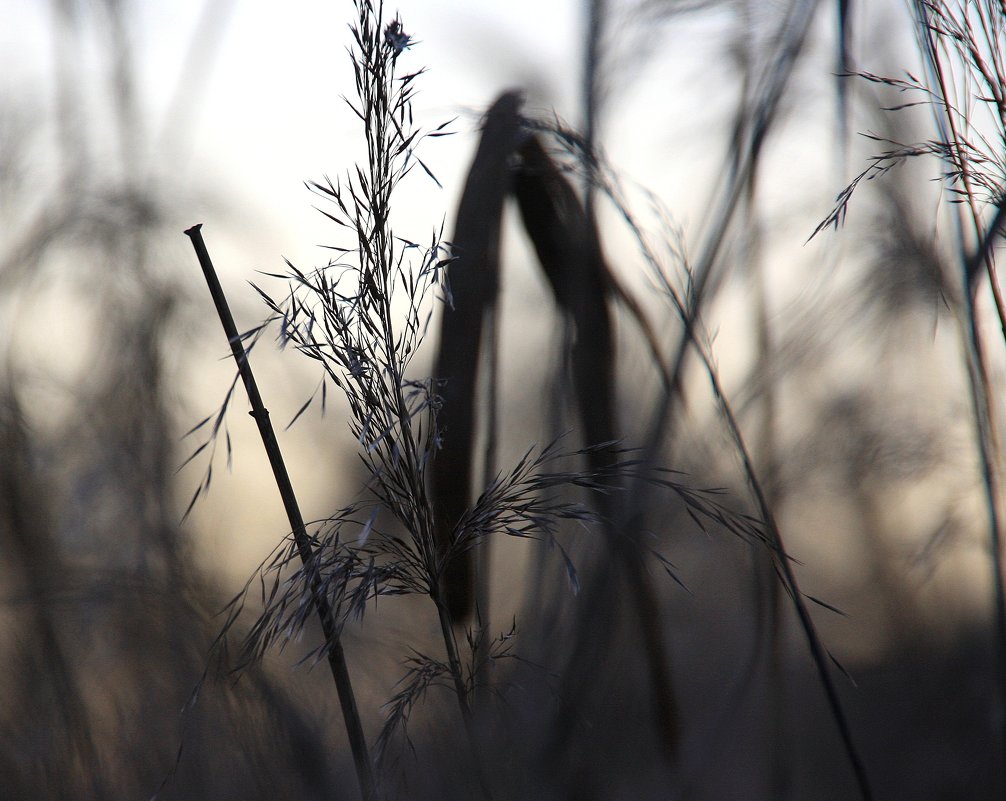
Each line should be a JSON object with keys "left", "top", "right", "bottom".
{"left": 184, "top": 224, "right": 376, "bottom": 801}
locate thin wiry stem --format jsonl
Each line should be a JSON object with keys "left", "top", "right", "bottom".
{"left": 660, "top": 0, "right": 823, "bottom": 428}
{"left": 823, "top": 3, "right": 1006, "bottom": 781}
{"left": 184, "top": 225, "right": 376, "bottom": 801}
{"left": 696, "top": 327, "right": 876, "bottom": 801}
{"left": 536, "top": 125, "right": 875, "bottom": 797}
{"left": 652, "top": 229, "right": 875, "bottom": 801}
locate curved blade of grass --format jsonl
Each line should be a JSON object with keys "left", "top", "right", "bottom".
{"left": 432, "top": 90, "right": 525, "bottom": 624}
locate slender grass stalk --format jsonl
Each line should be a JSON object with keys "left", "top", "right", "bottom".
{"left": 219, "top": 3, "right": 499, "bottom": 792}
{"left": 659, "top": 0, "right": 821, "bottom": 423}
{"left": 641, "top": 217, "right": 875, "bottom": 801}
{"left": 531, "top": 123, "right": 875, "bottom": 796}
{"left": 813, "top": 4, "right": 1006, "bottom": 782}
{"left": 184, "top": 224, "right": 375, "bottom": 801}
{"left": 912, "top": 4, "right": 1006, "bottom": 770}
{"left": 699, "top": 342, "right": 876, "bottom": 801}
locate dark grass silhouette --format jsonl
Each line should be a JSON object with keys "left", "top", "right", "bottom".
{"left": 432, "top": 90, "right": 524, "bottom": 625}
{"left": 1, "top": 1, "right": 1005, "bottom": 800}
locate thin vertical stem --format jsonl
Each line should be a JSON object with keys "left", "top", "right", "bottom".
{"left": 706, "top": 361, "right": 875, "bottom": 801}
{"left": 184, "top": 224, "right": 376, "bottom": 801}
{"left": 914, "top": 2, "right": 1006, "bottom": 778}
{"left": 434, "top": 600, "right": 494, "bottom": 801}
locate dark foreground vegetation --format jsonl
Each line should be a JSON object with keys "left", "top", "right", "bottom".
{"left": 1, "top": 1, "right": 1004, "bottom": 799}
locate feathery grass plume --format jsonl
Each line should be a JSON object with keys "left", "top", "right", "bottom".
{"left": 200, "top": 5, "right": 659, "bottom": 797}
{"left": 205, "top": 9, "right": 772, "bottom": 794}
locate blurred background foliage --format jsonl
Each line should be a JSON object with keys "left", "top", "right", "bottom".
{"left": 0, "top": 0, "right": 1002, "bottom": 799}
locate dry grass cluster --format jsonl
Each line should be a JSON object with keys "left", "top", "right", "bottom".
{"left": 1, "top": 1, "right": 1005, "bottom": 799}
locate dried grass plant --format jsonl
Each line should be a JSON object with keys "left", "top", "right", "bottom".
{"left": 4, "top": 0, "right": 1006, "bottom": 800}
{"left": 185, "top": 2, "right": 785, "bottom": 798}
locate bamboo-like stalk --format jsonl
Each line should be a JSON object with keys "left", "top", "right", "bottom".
{"left": 184, "top": 224, "right": 376, "bottom": 801}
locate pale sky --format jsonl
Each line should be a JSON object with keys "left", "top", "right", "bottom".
{"left": 6, "top": 1, "right": 983, "bottom": 633}
{"left": 0, "top": 0, "right": 741, "bottom": 272}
